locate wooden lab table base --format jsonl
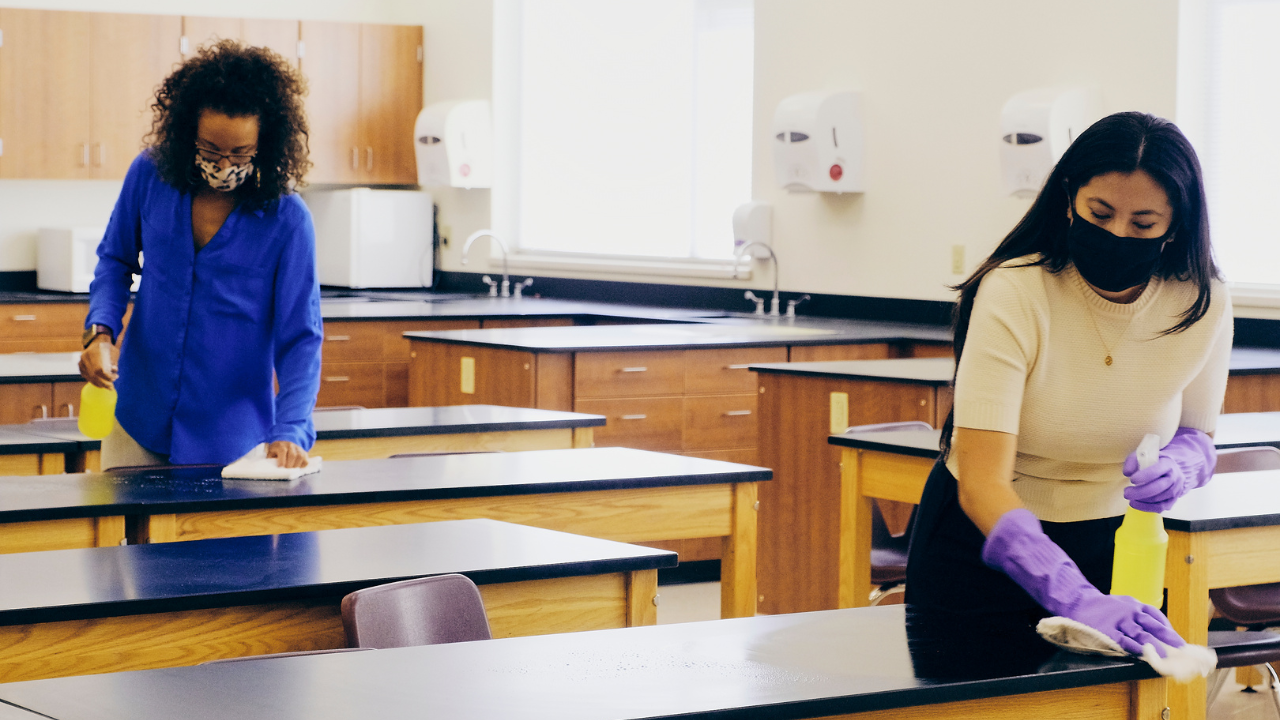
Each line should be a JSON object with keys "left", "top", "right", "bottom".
{"left": 135, "top": 482, "right": 758, "bottom": 619}
{"left": 0, "top": 515, "right": 124, "bottom": 555}
{"left": 0, "top": 452, "right": 66, "bottom": 476}
{"left": 311, "top": 426, "right": 594, "bottom": 461}
{"left": 0, "top": 570, "right": 656, "bottom": 684}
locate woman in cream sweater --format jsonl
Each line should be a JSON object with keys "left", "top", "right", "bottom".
{"left": 906, "top": 112, "right": 1232, "bottom": 657}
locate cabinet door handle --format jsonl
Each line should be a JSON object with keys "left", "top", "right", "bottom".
{"left": 62, "top": 403, "right": 76, "bottom": 418}
{"left": 351, "top": 147, "right": 359, "bottom": 170}
{"left": 12, "top": 315, "right": 36, "bottom": 321}
{"left": 619, "top": 414, "right": 648, "bottom": 421}
{"left": 619, "top": 367, "right": 648, "bottom": 373}
{"left": 326, "top": 335, "right": 351, "bottom": 341}
{"left": 724, "top": 410, "right": 753, "bottom": 417}
{"left": 34, "top": 405, "right": 49, "bottom": 419}
{"left": 81, "top": 143, "right": 89, "bottom": 167}
{"left": 325, "top": 376, "right": 350, "bottom": 382}
{"left": 725, "top": 364, "right": 752, "bottom": 370}
{"left": 93, "top": 143, "right": 104, "bottom": 167}
{"left": 366, "top": 147, "right": 374, "bottom": 171}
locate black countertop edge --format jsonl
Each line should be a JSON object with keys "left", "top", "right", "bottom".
{"left": 716, "top": 662, "right": 1157, "bottom": 720}
{"left": 1215, "top": 440, "right": 1280, "bottom": 450}
{"left": 314, "top": 415, "right": 607, "bottom": 440}
{"left": 750, "top": 366, "right": 951, "bottom": 384}
{"left": 0, "top": 470, "right": 773, "bottom": 523}
{"left": 0, "top": 554, "right": 678, "bottom": 628}
{"left": 402, "top": 335, "right": 917, "bottom": 353}
{"left": 1163, "top": 511, "right": 1280, "bottom": 533}
{"left": 826, "top": 435, "right": 941, "bottom": 457}
{"left": 0, "top": 375, "right": 79, "bottom": 385}
{"left": 0, "top": 439, "right": 79, "bottom": 455}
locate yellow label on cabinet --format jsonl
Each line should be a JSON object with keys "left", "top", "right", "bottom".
{"left": 829, "top": 392, "right": 849, "bottom": 435}
{"left": 460, "top": 357, "right": 476, "bottom": 394}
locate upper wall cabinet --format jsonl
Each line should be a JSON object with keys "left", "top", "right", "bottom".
{"left": 301, "top": 21, "right": 422, "bottom": 184}
{"left": 0, "top": 9, "right": 182, "bottom": 179}
{"left": 182, "top": 17, "right": 299, "bottom": 67}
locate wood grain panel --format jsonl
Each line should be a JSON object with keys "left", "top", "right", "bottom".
{"left": 321, "top": 321, "right": 386, "bottom": 363}
{"left": 316, "top": 362, "right": 384, "bottom": 408}
{"left": 575, "top": 350, "right": 685, "bottom": 398}
{"left": 358, "top": 23, "right": 421, "bottom": 183}
{"left": 573, "top": 396, "right": 683, "bottom": 452}
{"left": 409, "top": 343, "right": 537, "bottom": 408}
{"left": 858, "top": 450, "right": 932, "bottom": 504}
{"left": 1202, "top": 525, "right": 1280, "bottom": 589}
{"left": 684, "top": 346, "right": 786, "bottom": 394}
{"left": 481, "top": 318, "right": 576, "bottom": 329}
{"left": 905, "top": 341, "right": 953, "bottom": 358}
{"left": 823, "top": 682, "right": 1137, "bottom": 720}
{"left": 534, "top": 353, "right": 574, "bottom": 411}
{"left": 787, "top": 343, "right": 892, "bottom": 363}
{"left": 1224, "top": 373, "right": 1280, "bottom": 414}
{"left": 384, "top": 362, "right": 410, "bottom": 407}
{"left": 0, "top": 302, "right": 88, "bottom": 338}
{"left": 0, "top": 517, "right": 115, "bottom": 554}
{"left": 479, "top": 573, "right": 627, "bottom": 638}
{"left": 0, "top": 454, "right": 41, "bottom": 476}
{"left": 683, "top": 393, "right": 757, "bottom": 451}
{"left": 92, "top": 13, "right": 182, "bottom": 178}
{"left": 0, "top": 600, "right": 345, "bottom": 683}
{"left": 721, "top": 481, "right": 758, "bottom": 618}
{"left": 299, "top": 20, "right": 361, "bottom": 183}
{"left": 52, "top": 381, "right": 81, "bottom": 418}
{"left": 636, "top": 537, "right": 721, "bottom": 562}
{"left": 241, "top": 18, "right": 300, "bottom": 65}
{"left": 383, "top": 320, "right": 479, "bottom": 361}
{"left": 162, "top": 483, "right": 735, "bottom": 544}
{"left": 182, "top": 16, "right": 242, "bottom": 53}
{"left": 679, "top": 448, "right": 759, "bottom": 465}
{"left": 1165, "top": 530, "right": 1209, "bottom": 720}
{"left": 310, "top": 428, "right": 574, "bottom": 461}
{"left": 0, "top": 384, "right": 54, "bottom": 424}
{"left": 0, "top": 339, "right": 82, "bottom": 353}
{"left": 626, "top": 569, "right": 659, "bottom": 627}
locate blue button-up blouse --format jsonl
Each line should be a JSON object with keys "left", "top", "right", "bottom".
{"left": 87, "top": 153, "right": 322, "bottom": 464}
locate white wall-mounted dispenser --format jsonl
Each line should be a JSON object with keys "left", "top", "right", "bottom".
{"left": 999, "top": 87, "right": 1104, "bottom": 198}
{"left": 772, "top": 90, "right": 865, "bottom": 193}
{"left": 37, "top": 227, "right": 104, "bottom": 293}
{"left": 732, "top": 202, "right": 772, "bottom": 257}
{"left": 414, "top": 99, "right": 494, "bottom": 189}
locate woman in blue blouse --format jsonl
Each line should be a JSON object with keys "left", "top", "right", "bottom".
{"left": 80, "top": 41, "right": 322, "bottom": 469}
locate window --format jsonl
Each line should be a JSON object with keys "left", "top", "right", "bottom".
{"left": 1189, "top": 0, "right": 1280, "bottom": 287}
{"left": 493, "top": 0, "right": 754, "bottom": 264}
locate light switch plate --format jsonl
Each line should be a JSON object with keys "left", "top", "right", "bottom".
{"left": 460, "top": 357, "right": 476, "bottom": 394}
{"left": 829, "top": 392, "right": 849, "bottom": 435}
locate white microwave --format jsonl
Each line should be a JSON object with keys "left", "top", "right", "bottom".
{"left": 302, "top": 188, "right": 434, "bottom": 289}
{"left": 37, "top": 227, "right": 104, "bottom": 293}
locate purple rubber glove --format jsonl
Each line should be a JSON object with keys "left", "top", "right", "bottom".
{"left": 982, "top": 508, "right": 1185, "bottom": 656}
{"left": 1123, "top": 427, "right": 1216, "bottom": 513}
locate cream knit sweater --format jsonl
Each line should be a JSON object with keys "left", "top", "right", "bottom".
{"left": 945, "top": 257, "right": 1233, "bottom": 522}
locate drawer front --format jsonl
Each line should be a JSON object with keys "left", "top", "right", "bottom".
{"left": 685, "top": 346, "right": 786, "bottom": 394}
{"left": 0, "top": 338, "right": 82, "bottom": 353}
{"left": 316, "top": 363, "right": 384, "bottom": 408}
{"left": 480, "top": 318, "right": 576, "bottom": 329}
{"left": 0, "top": 383, "right": 55, "bottom": 424}
{"left": 575, "top": 351, "right": 685, "bottom": 398}
{"left": 573, "top": 396, "right": 683, "bottom": 452}
{"left": 321, "top": 322, "right": 385, "bottom": 363}
{"left": 683, "top": 393, "right": 758, "bottom": 451}
{"left": 788, "top": 343, "right": 892, "bottom": 362}
{"left": 0, "top": 303, "right": 87, "bottom": 339}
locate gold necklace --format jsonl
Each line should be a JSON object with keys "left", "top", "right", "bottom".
{"left": 1084, "top": 306, "right": 1138, "bottom": 366}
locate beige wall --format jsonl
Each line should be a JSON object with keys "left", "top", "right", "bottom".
{"left": 0, "top": 0, "right": 1181, "bottom": 306}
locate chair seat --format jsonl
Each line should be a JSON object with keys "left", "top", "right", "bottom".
{"left": 871, "top": 548, "right": 908, "bottom": 586}
{"left": 1209, "top": 630, "right": 1280, "bottom": 668}
{"left": 1211, "top": 583, "right": 1280, "bottom": 626}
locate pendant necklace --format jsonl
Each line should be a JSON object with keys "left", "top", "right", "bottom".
{"left": 1084, "top": 306, "right": 1138, "bottom": 366}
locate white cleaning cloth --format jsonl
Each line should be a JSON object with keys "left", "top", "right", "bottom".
{"left": 221, "top": 443, "right": 322, "bottom": 481}
{"left": 1036, "top": 616, "right": 1217, "bottom": 682}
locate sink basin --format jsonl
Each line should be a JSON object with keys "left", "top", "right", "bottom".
{"left": 631, "top": 324, "right": 837, "bottom": 338}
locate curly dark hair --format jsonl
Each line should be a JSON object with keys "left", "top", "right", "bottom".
{"left": 147, "top": 40, "right": 310, "bottom": 210}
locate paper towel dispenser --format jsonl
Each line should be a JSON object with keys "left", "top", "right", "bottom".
{"left": 415, "top": 99, "right": 493, "bottom": 189}
{"left": 1000, "top": 87, "right": 1103, "bottom": 198}
{"left": 772, "top": 90, "right": 865, "bottom": 193}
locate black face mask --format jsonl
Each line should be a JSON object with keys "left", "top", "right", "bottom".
{"left": 1067, "top": 216, "right": 1171, "bottom": 293}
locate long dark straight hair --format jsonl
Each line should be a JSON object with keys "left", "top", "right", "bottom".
{"left": 938, "top": 111, "right": 1220, "bottom": 460}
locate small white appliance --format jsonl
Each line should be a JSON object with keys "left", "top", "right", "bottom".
{"left": 772, "top": 90, "right": 865, "bottom": 193}
{"left": 37, "top": 227, "right": 104, "bottom": 293}
{"left": 1000, "top": 86, "right": 1104, "bottom": 198}
{"left": 414, "top": 100, "right": 493, "bottom": 189}
{"left": 732, "top": 202, "right": 772, "bottom": 257}
{"left": 302, "top": 188, "right": 434, "bottom": 289}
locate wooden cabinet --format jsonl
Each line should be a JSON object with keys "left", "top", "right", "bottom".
{"left": 319, "top": 319, "right": 478, "bottom": 408}
{"left": 300, "top": 21, "right": 422, "bottom": 184}
{"left": 0, "top": 9, "right": 181, "bottom": 179}
{"left": 0, "top": 304, "right": 88, "bottom": 354}
{"left": 0, "top": 381, "right": 82, "bottom": 424}
{"left": 182, "top": 17, "right": 299, "bottom": 66}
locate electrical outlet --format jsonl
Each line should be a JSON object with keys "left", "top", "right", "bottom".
{"left": 951, "top": 244, "right": 965, "bottom": 275}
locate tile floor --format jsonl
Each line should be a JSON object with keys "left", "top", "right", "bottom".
{"left": 654, "top": 581, "right": 1279, "bottom": 719}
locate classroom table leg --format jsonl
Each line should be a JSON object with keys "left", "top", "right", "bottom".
{"left": 1131, "top": 676, "right": 1170, "bottom": 720}
{"left": 626, "top": 569, "right": 658, "bottom": 626}
{"left": 1166, "top": 530, "right": 1209, "bottom": 720}
{"left": 572, "top": 427, "right": 594, "bottom": 448}
{"left": 39, "top": 453, "right": 66, "bottom": 474}
{"left": 721, "top": 482, "right": 758, "bottom": 619}
{"left": 838, "top": 448, "right": 873, "bottom": 609}
{"left": 95, "top": 516, "right": 126, "bottom": 547}
{"left": 132, "top": 514, "right": 178, "bottom": 544}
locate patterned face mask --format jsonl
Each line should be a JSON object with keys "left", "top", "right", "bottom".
{"left": 195, "top": 154, "right": 253, "bottom": 192}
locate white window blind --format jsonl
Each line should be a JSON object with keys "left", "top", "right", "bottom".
{"left": 1199, "top": 0, "right": 1280, "bottom": 286}
{"left": 493, "top": 0, "right": 754, "bottom": 262}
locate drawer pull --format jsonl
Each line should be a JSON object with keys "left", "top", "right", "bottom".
{"left": 725, "top": 364, "right": 753, "bottom": 370}
{"left": 34, "top": 405, "right": 48, "bottom": 419}
{"left": 619, "top": 367, "right": 648, "bottom": 373}
{"left": 620, "top": 414, "right": 648, "bottom": 421}
{"left": 326, "top": 335, "right": 351, "bottom": 341}
{"left": 325, "top": 376, "right": 350, "bottom": 382}
{"left": 62, "top": 403, "right": 76, "bottom": 418}
{"left": 724, "top": 410, "right": 753, "bottom": 417}
{"left": 12, "top": 315, "right": 36, "bottom": 321}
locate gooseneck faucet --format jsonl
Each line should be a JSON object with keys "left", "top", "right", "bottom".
{"left": 733, "top": 242, "right": 780, "bottom": 316}
{"left": 461, "top": 229, "right": 511, "bottom": 297}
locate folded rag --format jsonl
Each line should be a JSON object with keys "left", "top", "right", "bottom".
{"left": 1036, "top": 616, "right": 1217, "bottom": 683}
{"left": 221, "top": 443, "right": 322, "bottom": 481}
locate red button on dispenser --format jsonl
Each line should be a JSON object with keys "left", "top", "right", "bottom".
{"left": 829, "top": 164, "right": 843, "bottom": 181}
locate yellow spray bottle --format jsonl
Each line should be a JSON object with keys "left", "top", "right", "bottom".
{"left": 1110, "top": 433, "right": 1168, "bottom": 607}
{"left": 77, "top": 341, "right": 117, "bottom": 440}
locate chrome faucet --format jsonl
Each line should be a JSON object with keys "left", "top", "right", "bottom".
{"left": 461, "top": 229, "right": 511, "bottom": 297}
{"left": 734, "top": 242, "right": 780, "bottom": 316}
